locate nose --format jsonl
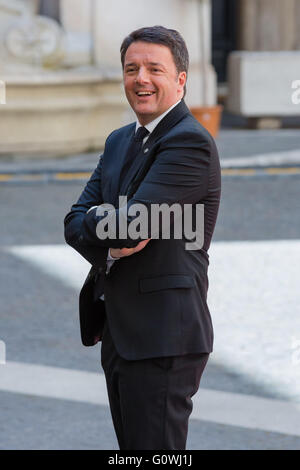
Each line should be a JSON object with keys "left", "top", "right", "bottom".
{"left": 135, "top": 67, "right": 150, "bottom": 84}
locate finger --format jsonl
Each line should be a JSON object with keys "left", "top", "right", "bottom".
{"left": 137, "top": 238, "right": 151, "bottom": 247}
{"left": 133, "top": 239, "right": 150, "bottom": 252}
{"left": 120, "top": 247, "right": 134, "bottom": 255}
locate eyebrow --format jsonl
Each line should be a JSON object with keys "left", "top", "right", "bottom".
{"left": 148, "top": 62, "right": 165, "bottom": 67}
{"left": 124, "top": 62, "right": 165, "bottom": 68}
{"left": 124, "top": 63, "right": 137, "bottom": 68}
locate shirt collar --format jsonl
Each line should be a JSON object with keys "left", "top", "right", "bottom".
{"left": 135, "top": 99, "right": 182, "bottom": 134}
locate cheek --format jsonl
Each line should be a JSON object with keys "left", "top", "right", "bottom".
{"left": 124, "top": 78, "right": 134, "bottom": 91}
{"left": 156, "top": 80, "right": 172, "bottom": 95}
{"left": 124, "top": 86, "right": 135, "bottom": 102}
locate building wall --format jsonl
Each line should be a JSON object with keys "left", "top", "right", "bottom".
{"left": 238, "top": 0, "right": 300, "bottom": 51}
{"left": 91, "top": 0, "right": 216, "bottom": 106}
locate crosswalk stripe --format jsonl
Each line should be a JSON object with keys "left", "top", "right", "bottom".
{"left": 5, "top": 241, "right": 300, "bottom": 402}
{"left": 1, "top": 361, "right": 300, "bottom": 437}
{"left": 3, "top": 241, "right": 300, "bottom": 434}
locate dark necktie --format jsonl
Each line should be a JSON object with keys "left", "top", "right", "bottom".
{"left": 119, "top": 126, "right": 149, "bottom": 189}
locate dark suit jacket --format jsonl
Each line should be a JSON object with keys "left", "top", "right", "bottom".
{"left": 64, "top": 100, "right": 221, "bottom": 360}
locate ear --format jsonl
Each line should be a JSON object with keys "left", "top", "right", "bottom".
{"left": 177, "top": 71, "right": 187, "bottom": 94}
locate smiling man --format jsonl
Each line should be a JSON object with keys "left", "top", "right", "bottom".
{"left": 64, "top": 26, "right": 221, "bottom": 450}
{"left": 123, "top": 39, "right": 186, "bottom": 125}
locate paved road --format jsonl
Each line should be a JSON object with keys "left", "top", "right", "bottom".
{"left": 1, "top": 134, "right": 300, "bottom": 449}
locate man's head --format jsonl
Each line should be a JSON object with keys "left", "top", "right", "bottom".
{"left": 120, "top": 26, "right": 189, "bottom": 125}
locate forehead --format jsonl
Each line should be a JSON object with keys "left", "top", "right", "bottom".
{"left": 124, "top": 41, "right": 175, "bottom": 67}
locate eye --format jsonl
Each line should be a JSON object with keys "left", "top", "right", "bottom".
{"left": 125, "top": 66, "right": 137, "bottom": 73}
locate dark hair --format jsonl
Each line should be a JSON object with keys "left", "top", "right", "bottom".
{"left": 120, "top": 25, "right": 189, "bottom": 96}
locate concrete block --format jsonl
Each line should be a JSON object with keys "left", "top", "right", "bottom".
{"left": 227, "top": 51, "right": 300, "bottom": 116}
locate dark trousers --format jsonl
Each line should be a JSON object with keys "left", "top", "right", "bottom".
{"left": 100, "top": 316, "right": 209, "bottom": 450}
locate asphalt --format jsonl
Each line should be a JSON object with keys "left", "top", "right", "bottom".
{"left": 0, "top": 128, "right": 299, "bottom": 183}
{"left": 1, "top": 123, "right": 300, "bottom": 450}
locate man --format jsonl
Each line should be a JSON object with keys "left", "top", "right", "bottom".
{"left": 64, "top": 25, "right": 221, "bottom": 450}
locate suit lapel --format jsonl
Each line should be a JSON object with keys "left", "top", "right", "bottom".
{"left": 144, "top": 99, "right": 190, "bottom": 148}
{"left": 110, "top": 124, "right": 135, "bottom": 205}
{"left": 121, "top": 100, "right": 191, "bottom": 196}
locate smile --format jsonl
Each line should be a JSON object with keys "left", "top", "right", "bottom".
{"left": 136, "top": 91, "right": 155, "bottom": 96}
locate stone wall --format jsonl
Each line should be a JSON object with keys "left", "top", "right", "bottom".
{"left": 91, "top": 0, "right": 217, "bottom": 107}
{"left": 238, "top": 0, "right": 300, "bottom": 51}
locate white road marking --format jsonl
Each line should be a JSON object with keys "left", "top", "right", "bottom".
{"left": 221, "top": 149, "right": 300, "bottom": 168}
{"left": 4, "top": 240, "right": 300, "bottom": 430}
{"left": 207, "top": 240, "right": 300, "bottom": 403}
{"left": 195, "top": 388, "right": 300, "bottom": 436}
{"left": 6, "top": 240, "right": 300, "bottom": 403}
{"left": 6, "top": 244, "right": 90, "bottom": 291}
{"left": 0, "top": 361, "right": 108, "bottom": 405}
{"left": 0, "top": 361, "right": 300, "bottom": 437}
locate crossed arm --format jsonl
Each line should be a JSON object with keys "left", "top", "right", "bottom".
{"left": 64, "top": 154, "right": 152, "bottom": 267}
{"left": 86, "top": 205, "right": 151, "bottom": 259}
{"left": 64, "top": 131, "right": 210, "bottom": 267}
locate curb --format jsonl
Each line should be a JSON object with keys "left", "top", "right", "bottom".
{"left": 1, "top": 166, "right": 300, "bottom": 184}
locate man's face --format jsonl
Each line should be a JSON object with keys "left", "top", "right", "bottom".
{"left": 123, "top": 41, "right": 186, "bottom": 125}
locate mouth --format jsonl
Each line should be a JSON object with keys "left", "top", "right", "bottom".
{"left": 135, "top": 91, "right": 155, "bottom": 97}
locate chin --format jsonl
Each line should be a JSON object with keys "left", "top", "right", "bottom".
{"left": 135, "top": 106, "right": 155, "bottom": 117}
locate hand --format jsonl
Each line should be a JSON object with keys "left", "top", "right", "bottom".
{"left": 110, "top": 239, "right": 151, "bottom": 259}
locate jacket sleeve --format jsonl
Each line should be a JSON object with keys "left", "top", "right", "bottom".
{"left": 64, "top": 154, "right": 109, "bottom": 267}
{"left": 80, "top": 130, "right": 212, "bottom": 249}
